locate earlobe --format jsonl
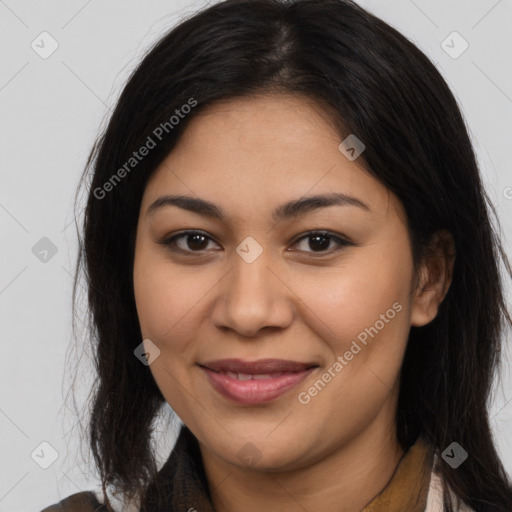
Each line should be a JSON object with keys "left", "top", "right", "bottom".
{"left": 410, "top": 230, "right": 456, "bottom": 327}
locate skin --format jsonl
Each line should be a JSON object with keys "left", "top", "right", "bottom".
{"left": 133, "top": 94, "right": 455, "bottom": 512}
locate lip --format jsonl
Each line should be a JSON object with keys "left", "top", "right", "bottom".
{"left": 199, "top": 359, "right": 318, "bottom": 405}
{"left": 199, "top": 358, "right": 317, "bottom": 374}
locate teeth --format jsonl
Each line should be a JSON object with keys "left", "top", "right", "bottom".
{"left": 224, "top": 372, "right": 285, "bottom": 380}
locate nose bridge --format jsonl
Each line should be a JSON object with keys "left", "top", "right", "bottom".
{"left": 230, "top": 245, "right": 274, "bottom": 311}
{"left": 213, "top": 240, "right": 290, "bottom": 335}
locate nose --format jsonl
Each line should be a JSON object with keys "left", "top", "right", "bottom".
{"left": 210, "top": 248, "right": 294, "bottom": 338}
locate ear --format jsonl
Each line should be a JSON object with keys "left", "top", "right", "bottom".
{"left": 410, "top": 230, "right": 456, "bottom": 327}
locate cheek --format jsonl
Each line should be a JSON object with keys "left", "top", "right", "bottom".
{"left": 296, "top": 249, "right": 412, "bottom": 350}
{"left": 291, "top": 246, "right": 414, "bottom": 421}
{"left": 132, "top": 245, "right": 203, "bottom": 411}
{"left": 133, "top": 241, "right": 217, "bottom": 355}
{"left": 133, "top": 238, "right": 187, "bottom": 343}
{"left": 291, "top": 253, "right": 412, "bottom": 427}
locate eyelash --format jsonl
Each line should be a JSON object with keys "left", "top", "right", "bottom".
{"left": 158, "top": 230, "right": 352, "bottom": 257}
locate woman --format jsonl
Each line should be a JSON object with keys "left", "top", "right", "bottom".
{"left": 41, "top": 0, "right": 512, "bottom": 510}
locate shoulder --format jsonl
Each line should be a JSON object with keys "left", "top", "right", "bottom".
{"left": 40, "top": 490, "right": 107, "bottom": 512}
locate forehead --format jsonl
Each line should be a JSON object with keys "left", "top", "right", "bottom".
{"left": 141, "top": 93, "right": 403, "bottom": 225}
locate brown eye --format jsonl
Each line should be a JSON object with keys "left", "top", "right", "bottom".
{"left": 291, "top": 231, "right": 351, "bottom": 255}
{"left": 160, "top": 231, "right": 220, "bottom": 253}
{"left": 182, "top": 233, "right": 210, "bottom": 251}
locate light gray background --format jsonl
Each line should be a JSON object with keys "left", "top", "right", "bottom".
{"left": 0, "top": 1, "right": 511, "bottom": 510}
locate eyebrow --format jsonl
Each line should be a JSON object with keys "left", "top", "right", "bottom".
{"left": 146, "top": 192, "right": 371, "bottom": 222}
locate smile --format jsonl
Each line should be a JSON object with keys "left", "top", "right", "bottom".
{"left": 198, "top": 359, "right": 318, "bottom": 405}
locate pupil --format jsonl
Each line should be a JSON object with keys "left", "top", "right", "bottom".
{"left": 188, "top": 234, "right": 208, "bottom": 250}
{"left": 310, "top": 235, "right": 329, "bottom": 251}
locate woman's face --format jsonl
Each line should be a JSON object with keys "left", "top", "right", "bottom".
{"left": 133, "top": 94, "right": 437, "bottom": 471}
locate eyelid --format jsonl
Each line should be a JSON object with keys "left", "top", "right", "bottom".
{"left": 159, "top": 229, "right": 352, "bottom": 256}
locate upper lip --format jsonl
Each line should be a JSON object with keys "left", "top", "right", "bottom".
{"left": 199, "top": 358, "right": 318, "bottom": 374}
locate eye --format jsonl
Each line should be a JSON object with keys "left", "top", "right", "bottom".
{"left": 159, "top": 230, "right": 221, "bottom": 254}
{"left": 290, "top": 231, "right": 352, "bottom": 255}
{"left": 159, "top": 230, "right": 351, "bottom": 256}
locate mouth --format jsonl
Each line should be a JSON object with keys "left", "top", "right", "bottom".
{"left": 198, "top": 358, "right": 318, "bottom": 404}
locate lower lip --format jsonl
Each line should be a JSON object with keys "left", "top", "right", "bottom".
{"left": 200, "top": 367, "right": 316, "bottom": 405}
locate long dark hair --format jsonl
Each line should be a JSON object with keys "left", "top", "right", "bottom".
{"left": 70, "top": 0, "right": 512, "bottom": 510}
